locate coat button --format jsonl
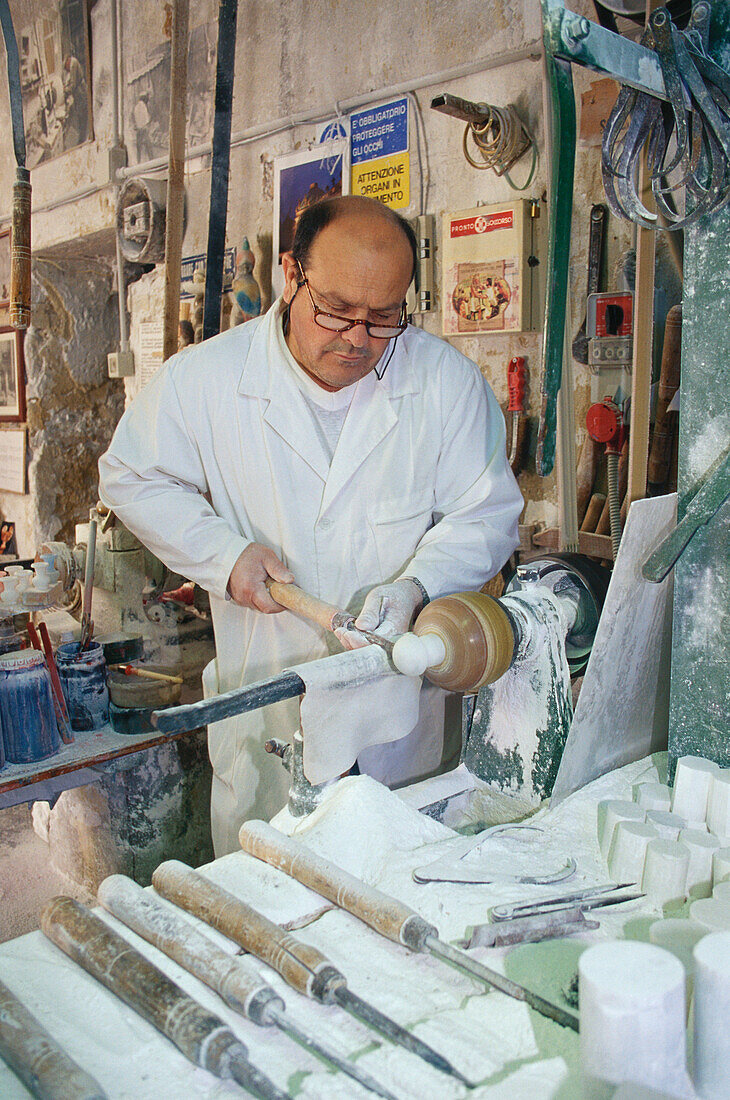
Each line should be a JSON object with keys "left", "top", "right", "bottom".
{"left": 318, "top": 518, "right": 332, "bottom": 531}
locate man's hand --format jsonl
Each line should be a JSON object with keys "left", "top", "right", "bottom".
{"left": 227, "top": 543, "right": 295, "bottom": 612}
{"left": 336, "top": 579, "right": 425, "bottom": 651}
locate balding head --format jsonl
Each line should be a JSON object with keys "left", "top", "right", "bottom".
{"left": 291, "top": 195, "right": 416, "bottom": 281}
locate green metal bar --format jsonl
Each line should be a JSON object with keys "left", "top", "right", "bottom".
{"left": 536, "top": 3, "right": 577, "bottom": 476}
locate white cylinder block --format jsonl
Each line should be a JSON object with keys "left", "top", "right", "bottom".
{"left": 693, "top": 932, "right": 730, "bottom": 1099}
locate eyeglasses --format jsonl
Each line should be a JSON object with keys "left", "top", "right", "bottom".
{"left": 296, "top": 261, "right": 408, "bottom": 340}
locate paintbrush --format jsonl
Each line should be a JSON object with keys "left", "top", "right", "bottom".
{"left": 79, "top": 519, "right": 96, "bottom": 652}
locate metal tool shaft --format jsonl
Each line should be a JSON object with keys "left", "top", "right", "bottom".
{"left": 266, "top": 1007, "right": 398, "bottom": 1100}
{"left": 334, "top": 986, "right": 473, "bottom": 1087}
{"left": 151, "top": 860, "right": 470, "bottom": 1085}
{"left": 425, "top": 936, "right": 579, "bottom": 1032}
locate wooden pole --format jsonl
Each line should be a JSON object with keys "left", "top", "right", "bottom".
{"left": 162, "top": 0, "right": 189, "bottom": 363}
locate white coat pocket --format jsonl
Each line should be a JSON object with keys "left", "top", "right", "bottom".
{"left": 368, "top": 493, "right": 434, "bottom": 580}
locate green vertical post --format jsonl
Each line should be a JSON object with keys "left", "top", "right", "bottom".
{"left": 668, "top": 4, "right": 730, "bottom": 766}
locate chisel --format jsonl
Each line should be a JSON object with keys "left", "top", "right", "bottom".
{"left": 97, "top": 874, "right": 397, "bottom": 1100}
{"left": 152, "top": 860, "right": 474, "bottom": 1087}
{"left": 41, "top": 896, "right": 289, "bottom": 1100}
{"left": 0, "top": 976, "right": 107, "bottom": 1100}
{"left": 239, "top": 821, "right": 579, "bottom": 1033}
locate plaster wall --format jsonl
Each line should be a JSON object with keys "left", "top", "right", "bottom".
{"left": 0, "top": 0, "right": 633, "bottom": 550}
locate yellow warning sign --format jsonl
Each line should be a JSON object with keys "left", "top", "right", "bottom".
{"left": 351, "top": 151, "right": 409, "bottom": 210}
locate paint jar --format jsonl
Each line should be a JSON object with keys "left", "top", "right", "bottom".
{"left": 693, "top": 932, "right": 730, "bottom": 1099}
{"left": 0, "top": 649, "right": 60, "bottom": 763}
{"left": 579, "top": 941, "right": 690, "bottom": 1098}
{"left": 56, "top": 641, "right": 109, "bottom": 731}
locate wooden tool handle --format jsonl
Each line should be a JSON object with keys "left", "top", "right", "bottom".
{"left": 113, "top": 665, "right": 184, "bottom": 684}
{"left": 98, "top": 874, "right": 282, "bottom": 1025}
{"left": 152, "top": 860, "right": 338, "bottom": 999}
{"left": 10, "top": 168, "right": 31, "bottom": 330}
{"left": 239, "top": 821, "right": 437, "bottom": 952}
{"left": 0, "top": 976, "right": 107, "bottom": 1099}
{"left": 41, "top": 896, "right": 240, "bottom": 1075}
{"left": 265, "top": 579, "right": 347, "bottom": 633}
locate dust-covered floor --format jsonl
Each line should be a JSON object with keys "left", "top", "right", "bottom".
{"left": 0, "top": 803, "right": 91, "bottom": 943}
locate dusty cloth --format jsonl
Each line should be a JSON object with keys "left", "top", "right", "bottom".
{"left": 99, "top": 298, "right": 522, "bottom": 855}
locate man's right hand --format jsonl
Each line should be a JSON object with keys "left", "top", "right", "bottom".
{"left": 227, "top": 543, "right": 295, "bottom": 612}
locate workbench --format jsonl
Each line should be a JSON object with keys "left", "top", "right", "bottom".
{"left": 0, "top": 755, "right": 670, "bottom": 1099}
{"left": 0, "top": 720, "right": 203, "bottom": 810}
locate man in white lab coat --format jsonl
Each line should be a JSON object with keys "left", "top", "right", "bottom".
{"left": 99, "top": 196, "right": 522, "bottom": 855}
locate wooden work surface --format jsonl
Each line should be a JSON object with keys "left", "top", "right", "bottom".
{"left": 0, "top": 720, "right": 199, "bottom": 797}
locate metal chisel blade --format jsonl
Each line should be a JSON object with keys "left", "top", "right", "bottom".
{"left": 334, "top": 986, "right": 474, "bottom": 1087}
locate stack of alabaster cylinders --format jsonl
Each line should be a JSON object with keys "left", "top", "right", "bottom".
{"left": 579, "top": 941, "right": 692, "bottom": 1098}
{"left": 600, "top": 757, "right": 730, "bottom": 910}
{"left": 692, "top": 931, "right": 730, "bottom": 1099}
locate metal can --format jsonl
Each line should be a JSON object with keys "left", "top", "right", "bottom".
{"left": 0, "top": 649, "right": 60, "bottom": 763}
{"left": 56, "top": 641, "right": 110, "bottom": 732}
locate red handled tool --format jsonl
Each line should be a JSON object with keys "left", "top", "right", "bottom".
{"left": 27, "top": 621, "right": 73, "bottom": 744}
{"left": 507, "top": 356, "right": 528, "bottom": 475}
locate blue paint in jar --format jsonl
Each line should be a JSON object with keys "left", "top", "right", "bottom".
{"left": 0, "top": 649, "right": 60, "bottom": 763}
{"left": 56, "top": 641, "right": 110, "bottom": 732}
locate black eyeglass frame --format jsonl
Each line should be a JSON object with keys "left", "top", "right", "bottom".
{"left": 295, "top": 260, "right": 408, "bottom": 340}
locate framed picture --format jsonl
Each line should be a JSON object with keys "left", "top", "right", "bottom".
{"left": 15, "top": 0, "right": 94, "bottom": 168}
{"left": 272, "top": 141, "right": 349, "bottom": 298}
{"left": 0, "top": 330, "right": 26, "bottom": 423}
{"left": 0, "top": 431, "right": 26, "bottom": 495}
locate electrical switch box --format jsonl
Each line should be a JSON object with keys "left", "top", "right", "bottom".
{"left": 108, "top": 350, "right": 135, "bottom": 378}
{"left": 441, "top": 199, "right": 542, "bottom": 336}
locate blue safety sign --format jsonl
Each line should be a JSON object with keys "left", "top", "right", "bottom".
{"left": 350, "top": 98, "right": 408, "bottom": 165}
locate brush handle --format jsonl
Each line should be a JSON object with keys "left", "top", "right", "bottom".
{"left": 98, "top": 875, "right": 281, "bottom": 1025}
{"left": 239, "top": 821, "right": 436, "bottom": 951}
{"left": 152, "top": 860, "right": 339, "bottom": 1000}
{"left": 0, "top": 975, "right": 106, "bottom": 1099}
{"left": 41, "top": 896, "right": 246, "bottom": 1076}
{"left": 265, "top": 579, "right": 348, "bottom": 633}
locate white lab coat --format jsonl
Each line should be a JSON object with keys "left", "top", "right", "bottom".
{"left": 99, "top": 301, "right": 522, "bottom": 854}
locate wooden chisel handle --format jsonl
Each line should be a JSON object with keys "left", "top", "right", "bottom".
{"left": 0, "top": 976, "right": 107, "bottom": 1100}
{"left": 41, "top": 896, "right": 248, "bottom": 1077}
{"left": 10, "top": 168, "right": 31, "bottom": 330}
{"left": 97, "top": 875, "right": 283, "bottom": 1025}
{"left": 152, "top": 860, "right": 340, "bottom": 1000}
{"left": 265, "top": 579, "right": 351, "bottom": 633}
{"left": 239, "top": 821, "right": 437, "bottom": 952}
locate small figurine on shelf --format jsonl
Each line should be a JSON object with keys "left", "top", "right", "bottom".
{"left": 229, "top": 237, "right": 261, "bottom": 327}
{"left": 191, "top": 265, "right": 206, "bottom": 343}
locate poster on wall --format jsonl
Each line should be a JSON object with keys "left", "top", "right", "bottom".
{"left": 0, "top": 430, "right": 27, "bottom": 495}
{"left": 271, "top": 140, "right": 348, "bottom": 299}
{"left": 349, "top": 97, "right": 410, "bottom": 212}
{"left": 14, "top": 0, "right": 93, "bottom": 168}
{"left": 0, "top": 330, "right": 26, "bottom": 423}
{"left": 125, "top": 11, "right": 217, "bottom": 166}
{"left": 441, "top": 204, "right": 533, "bottom": 336}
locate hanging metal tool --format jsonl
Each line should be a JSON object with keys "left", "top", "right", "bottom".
{"left": 572, "top": 204, "right": 607, "bottom": 364}
{"left": 507, "top": 356, "right": 528, "bottom": 474}
{"left": 79, "top": 519, "right": 97, "bottom": 651}
{"left": 642, "top": 442, "right": 730, "bottom": 582}
{"left": 41, "top": 896, "right": 290, "bottom": 1100}
{"left": 98, "top": 875, "right": 397, "bottom": 1100}
{"left": 0, "top": 0, "right": 31, "bottom": 329}
{"left": 202, "top": 0, "right": 238, "bottom": 340}
{"left": 602, "top": 4, "right": 730, "bottom": 230}
{"left": 239, "top": 821, "right": 580, "bottom": 1032}
{"left": 152, "top": 860, "right": 475, "bottom": 1087}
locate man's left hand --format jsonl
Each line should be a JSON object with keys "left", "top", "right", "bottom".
{"left": 336, "top": 579, "right": 424, "bottom": 651}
